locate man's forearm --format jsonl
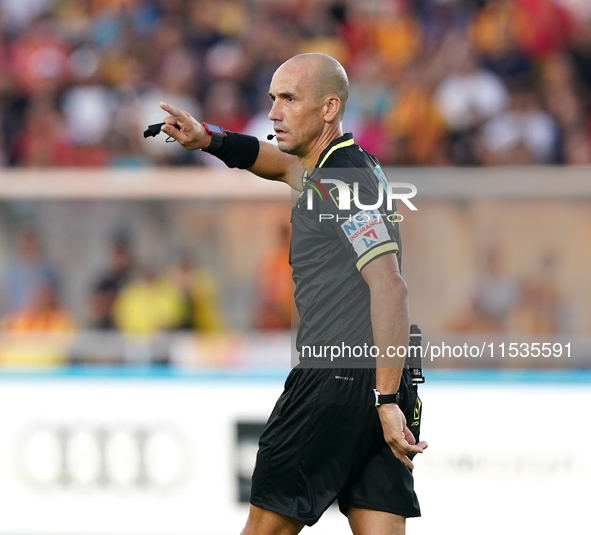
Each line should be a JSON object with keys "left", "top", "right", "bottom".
{"left": 371, "top": 275, "right": 410, "bottom": 395}
{"left": 247, "top": 141, "right": 300, "bottom": 188}
{"left": 364, "top": 257, "right": 425, "bottom": 468}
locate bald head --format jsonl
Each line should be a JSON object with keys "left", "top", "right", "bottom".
{"left": 277, "top": 53, "right": 349, "bottom": 121}
{"left": 268, "top": 53, "right": 349, "bottom": 160}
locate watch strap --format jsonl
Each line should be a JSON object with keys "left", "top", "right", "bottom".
{"left": 202, "top": 123, "right": 227, "bottom": 153}
{"left": 373, "top": 389, "right": 400, "bottom": 407}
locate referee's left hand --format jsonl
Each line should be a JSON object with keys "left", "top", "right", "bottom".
{"left": 378, "top": 404, "right": 428, "bottom": 469}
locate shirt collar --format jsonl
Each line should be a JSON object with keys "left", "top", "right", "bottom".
{"left": 314, "top": 133, "right": 354, "bottom": 168}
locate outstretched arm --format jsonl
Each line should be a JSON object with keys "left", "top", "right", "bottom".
{"left": 159, "top": 102, "right": 300, "bottom": 189}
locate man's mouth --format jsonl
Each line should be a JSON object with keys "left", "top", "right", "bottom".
{"left": 274, "top": 127, "right": 288, "bottom": 136}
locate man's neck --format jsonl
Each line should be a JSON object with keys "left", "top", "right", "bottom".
{"left": 299, "top": 125, "right": 343, "bottom": 170}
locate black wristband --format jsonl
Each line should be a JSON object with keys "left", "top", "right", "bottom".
{"left": 203, "top": 131, "right": 260, "bottom": 169}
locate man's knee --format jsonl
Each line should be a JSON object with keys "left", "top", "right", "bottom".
{"left": 241, "top": 504, "right": 304, "bottom": 535}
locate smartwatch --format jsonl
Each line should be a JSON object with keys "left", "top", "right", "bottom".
{"left": 202, "top": 122, "right": 227, "bottom": 153}
{"left": 374, "top": 389, "right": 400, "bottom": 407}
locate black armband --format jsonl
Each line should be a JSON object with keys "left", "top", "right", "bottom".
{"left": 203, "top": 131, "right": 260, "bottom": 169}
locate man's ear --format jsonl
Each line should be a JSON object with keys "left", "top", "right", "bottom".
{"left": 324, "top": 95, "right": 341, "bottom": 122}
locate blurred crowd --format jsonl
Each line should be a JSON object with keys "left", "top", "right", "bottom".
{"left": 0, "top": 225, "right": 293, "bottom": 364}
{"left": 0, "top": 0, "right": 590, "bottom": 167}
{"left": 0, "top": 228, "right": 224, "bottom": 335}
{"left": 447, "top": 247, "right": 564, "bottom": 334}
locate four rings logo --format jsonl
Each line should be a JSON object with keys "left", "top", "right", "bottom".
{"left": 16, "top": 422, "right": 190, "bottom": 490}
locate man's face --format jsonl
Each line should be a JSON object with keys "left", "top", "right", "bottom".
{"left": 268, "top": 62, "right": 324, "bottom": 156}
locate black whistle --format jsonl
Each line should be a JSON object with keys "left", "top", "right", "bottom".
{"left": 143, "top": 122, "right": 180, "bottom": 138}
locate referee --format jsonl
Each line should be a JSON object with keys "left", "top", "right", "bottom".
{"left": 159, "top": 53, "right": 427, "bottom": 535}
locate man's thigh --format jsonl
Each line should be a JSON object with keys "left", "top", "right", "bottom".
{"left": 347, "top": 505, "right": 406, "bottom": 535}
{"left": 241, "top": 505, "right": 304, "bottom": 535}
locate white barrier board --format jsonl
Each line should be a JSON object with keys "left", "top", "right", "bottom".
{"left": 0, "top": 372, "right": 589, "bottom": 535}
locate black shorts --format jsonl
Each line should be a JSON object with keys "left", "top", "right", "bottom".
{"left": 250, "top": 365, "right": 422, "bottom": 526}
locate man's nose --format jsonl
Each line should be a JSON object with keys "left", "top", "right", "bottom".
{"left": 268, "top": 101, "right": 281, "bottom": 122}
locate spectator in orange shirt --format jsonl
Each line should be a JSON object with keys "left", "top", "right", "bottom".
{"left": 1, "top": 276, "right": 73, "bottom": 333}
{"left": 386, "top": 68, "right": 446, "bottom": 165}
{"left": 0, "top": 276, "right": 75, "bottom": 366}
{"left": 255, "top": 224, "right": 293, "bottom": 330}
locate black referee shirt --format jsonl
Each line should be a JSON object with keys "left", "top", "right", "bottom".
{"left": 290, "top": 133, "right": 402, "bottom": 356}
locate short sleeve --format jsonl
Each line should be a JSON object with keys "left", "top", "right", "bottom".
{"left": 314, "top": 169, "right": 399, "bottom": 271}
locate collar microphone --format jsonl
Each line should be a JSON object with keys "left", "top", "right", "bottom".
{"left": 267, "top": 134, "right": 276, "bottom": 140}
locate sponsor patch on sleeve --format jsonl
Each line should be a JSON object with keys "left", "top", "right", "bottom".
{"left": 340, "top": 209, "right": 392, "bottom": 257}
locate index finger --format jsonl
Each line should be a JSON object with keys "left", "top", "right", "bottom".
{"left": 160, "top": 101, "right": 185, "bottom": 120}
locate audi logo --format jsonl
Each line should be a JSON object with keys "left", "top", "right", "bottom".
{"left": 16, "top": 422, "right": 191, "bottom": 489}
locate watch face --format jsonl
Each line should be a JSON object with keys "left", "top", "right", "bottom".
{"left": 204, "top": 123, "right": 226, "bottom": 136}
